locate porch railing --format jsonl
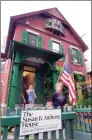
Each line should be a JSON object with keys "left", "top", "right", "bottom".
{"left": 74, "top": 105, "right": 92, "bottom": 139}
{"left": 1, "top": 106, "right": 76, "bottom": 140}
{"left": 74, "top": 105, "right": 92, "bottom": 132}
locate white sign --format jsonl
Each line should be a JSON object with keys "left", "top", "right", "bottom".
{"left": 20, "top": 109, "right": 62, "bottom": 136}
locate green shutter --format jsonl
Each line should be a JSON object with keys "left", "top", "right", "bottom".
{"left": 78, "top": 50, "right": 83, "bottom": 65}
{"left": 21, "top": 31, "right": 28, "bottom": 44}
{"left": 48, "top": 40, "right": 52, "bottom": 50}
{"left": 38, "top": 36, "right": 43, "bottom": 48}
{"left": 60, "top": 44, "right": 65, "bottom": 60}
{"left": 69, "top": 47, "right": 74, "bottom": 62}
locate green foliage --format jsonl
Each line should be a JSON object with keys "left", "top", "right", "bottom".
{"left": 43, "top": 67, "right": 53, "bottom": 98}
{"left": 56, "top": 66, "right": 63, "bottom": 80}
{"left": 83, "top": 88, "right": 92, "bottom": 106}
{"left": 43, "top": 66, "right": 63, "bottom": 98}
{"left": 78, "top": 94, "right": 85, "bottom": 106}
{"left": 78, "top": 87, "right": 92, "bottom": 106}
{"left": 74, "top": 73, "right": 90, "bottom": 106}
{"left": 74, "top": 73, "right": 85, "bottom": 82}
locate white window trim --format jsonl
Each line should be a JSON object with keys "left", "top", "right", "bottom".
{"left": 69, "top": 45, "right": 78, "bottom": 50}
{"left": 51, "top": 38, "right": 61, "bottom": 44}
{"left": 26, "top": 29, "right": 39, "bottom": 35}
{"left": 52, "top": 41, "right": 60, "bottom": 54}
{"left": 73, "top": 71, "right": 83, "bottom": 75}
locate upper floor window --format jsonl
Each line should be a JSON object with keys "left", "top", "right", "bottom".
{"left": 27, "top": 33, "right": 37, "bottom": 47}
{"left": 1, "top": 61, "right": 5, "bottom": 73}
{"left": 46, "top": 18, "right": 52, "bottom": 28}
{"left": 48, "top": 40, "right": 65, "bottom": 60}
{"left": 53, "top": 19, "right": 60, "bottom": 31}
{"left": 21, "top": 30, "right": 43, "bottom": 48}
{"left": 61, "top": 23, "right": 65, "bottom": 34}
{"left": 52, "top": 41, "right": 60, "bottom": 53}
{"left": 69, "top": 47, "right": 83, "bottom": 65}
{"left": 72, "top": 48, "right": 78, "bottom": 63}
{"left": 45, "top": 18, "right": 65, "bottom": 36}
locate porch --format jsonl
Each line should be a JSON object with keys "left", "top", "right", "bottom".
{"left": 7, "top": 40, "right": 62, "bottom": 108}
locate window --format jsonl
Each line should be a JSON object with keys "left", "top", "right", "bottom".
{"left": 48, "top": 40, "right": 65, "bottom": 60}
{"left": 72, "top": 48, "right": 78, "bottom": 63}
{"left": 53, "top": 19, "right": 60, "bottom": 31}
{"left": 69, "top": 47, "right": 83, "bottom": 65}
{"left": 27, "top": 33, "right": 37, "bottom": 47}
{"left": 61, "top": 23, "right": 65, "bottom": 34}
{"left": 52, "top": 41, "right": 60, "bottom": 53}
{"left": 46, "top": 18, "right": 52, "bottom": 28}
{"left": 46, "top": 18, "right": 65, "bottom": 36}
{"left": 21, "top": 31, "right": 43, "bottom": 48}
{"left": 1, "top": 61, "right": 5, "bottom": 73}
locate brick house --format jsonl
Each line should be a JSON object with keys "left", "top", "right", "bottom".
{"left": 1, "top": 8, "right": 88, "bottom": 108}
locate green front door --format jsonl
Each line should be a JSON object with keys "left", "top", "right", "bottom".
{"left": 35, "top": 68, "right": 45, "bottom": 105}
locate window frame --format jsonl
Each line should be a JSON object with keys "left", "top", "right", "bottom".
{"left": 26, "top": 29, "right": 40, "bottom": 47}
{"left": 61, "top": 23, "right": 65, "bottom": 34}
{"left": 52, "top": 41, "right": 60, "bottom": 53}
{"left": 46, "top": 18, "right": 65, "bottom": 35}
{"left": 46, "top": 18, "right": 52, "bottom": 28}
{"left": 69, "top": 46, "right": 83, "bottom": 66}
{"left": 71, "top": 48, "right": 79, "bottom": 63}
{"left": 27, "top": 32, "right": 38, "bottom": 47}
{"left": 51, "top": 38, "right": 65, "bottom": 61}
{"left": 22, "top": 30, "right": 43, "bottom": 48}
{"left": 53, "top": 19, "right": 60, "bottom": 31}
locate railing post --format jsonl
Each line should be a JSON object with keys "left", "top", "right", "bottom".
{"left": 14, "top": 107, "right": 21, "bottom": 139}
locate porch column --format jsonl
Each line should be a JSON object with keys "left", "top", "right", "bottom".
{"left": 52, "top": 62, "right": 57, "bottom": 90}
{"left": 9, "top": 63, "right": 19, "bottom": 109}
{"left": 9, "top": 51, "right": 21, "bottom": 109}
{"left": 52, "top": 69, "right": 57, "bottom": 90}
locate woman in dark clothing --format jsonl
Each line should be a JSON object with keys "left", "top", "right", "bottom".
{"left": 51, "top": 82, "right": 67, "bottom": 139}
{"left": 52, "top": 82, "right": 67, "bottom": 109}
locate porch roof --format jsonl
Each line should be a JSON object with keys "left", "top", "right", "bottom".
{"left": 9, "top": 40, "right": 62, "bottom": 62}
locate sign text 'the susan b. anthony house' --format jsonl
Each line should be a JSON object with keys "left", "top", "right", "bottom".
{"left": 20, "top": 109, "right": 62, "bottom": 136}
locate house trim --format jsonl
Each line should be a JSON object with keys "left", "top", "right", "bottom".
{"left": 51, "top": 38, "right": 61, "bottom": 43}
{"left": 73, "top": 71, "right": 83, "bottom": 75}
{"left": 69, "top": 45, "right": 79, "bottom": 50}
{"left": 26, "top": 29, "right": 39, "bottom": 35}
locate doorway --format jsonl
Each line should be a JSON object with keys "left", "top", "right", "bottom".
{"left": 22, "top": 66, "right": 36, "bottom": 104}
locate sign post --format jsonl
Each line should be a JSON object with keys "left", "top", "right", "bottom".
{"left": 20, "top": 109, "right": 62, "bottom": 136}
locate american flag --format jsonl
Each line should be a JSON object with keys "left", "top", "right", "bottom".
{"left": 59, "top": 57, "right": 76, "bottom": 106}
